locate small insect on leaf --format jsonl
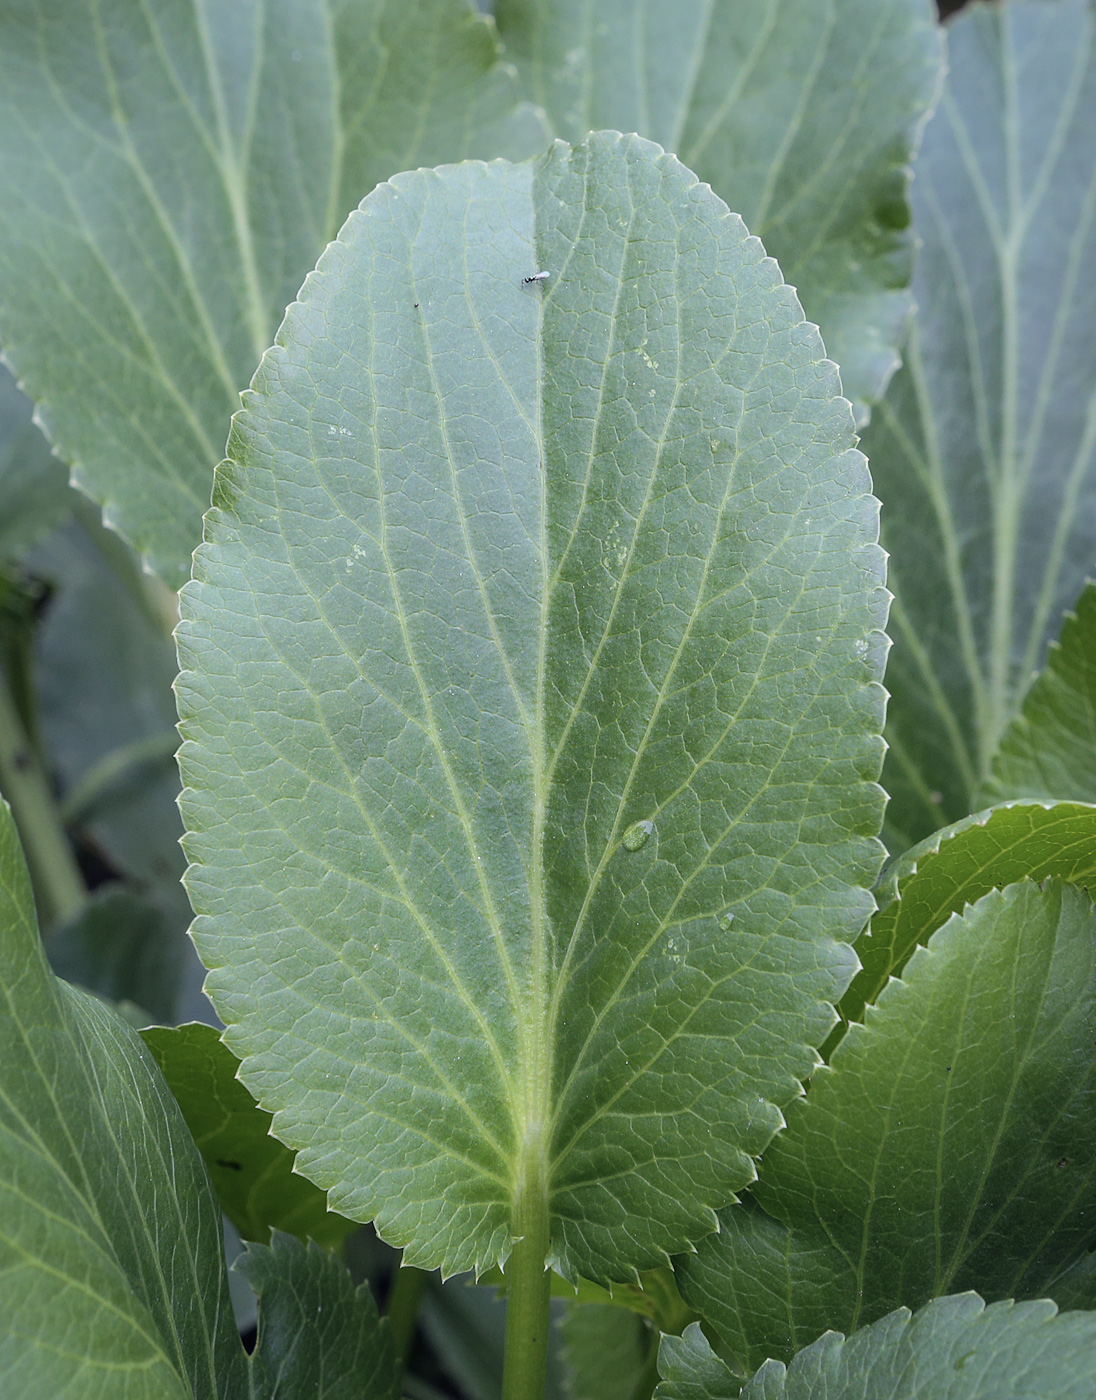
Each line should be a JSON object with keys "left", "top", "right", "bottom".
{"left": 523, "top": 270, "right": 550, "bottom": 286}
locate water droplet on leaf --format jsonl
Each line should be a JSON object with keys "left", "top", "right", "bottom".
{"left": 621, "top": 819, "right": 654, "bottom": 852}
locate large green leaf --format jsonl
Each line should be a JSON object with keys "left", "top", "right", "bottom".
{"left": 842, "top": 798, "right": 1096, "bottom": 1031}
{"left": 861, "top": 0, "right": 1096, "bottom": 849}
{"left": 495, "top": 0, "right": 943, "bottom": 419}
{"left": 658, "top": 1297, "right": 1096, "bottom": 1400}
{"left": 0, "top": 797, "right": 247, "bottom": 1398}
{"left": 0, "top": 0, "right": 544, "bottom": 585}
{"left": 675, "top": 880, "right": 1096, "bottom": 1373}
{"left": 176, "top": 132, "right": 886, "bottom": 1284}
{"left": 143, "top": 1021, "right": 356, "bottom": 1249}
{"left": 980, "top": 582, "right": 1096, "bottom": 805}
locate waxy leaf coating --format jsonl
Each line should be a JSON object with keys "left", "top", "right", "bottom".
{"left": 864, "top": 0, "right": 1096, "bottom": 848}
{"left": 0, "top": 0, "right": 543, "bottom": 583}
{"left": 495, "top": 0, "right": 944, "bottom": 420}
{"left": 177, "top": 132, "right": 887, "bottom": 1284}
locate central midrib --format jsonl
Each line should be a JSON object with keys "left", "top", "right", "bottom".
{"left": 520, "top": 203, "right": 553, "bottom": 1241}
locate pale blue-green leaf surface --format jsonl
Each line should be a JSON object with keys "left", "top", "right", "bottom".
{"left": 176, "top": 132, "right": 887, "bottom": 1284}
{"left": 494, "top": 0, "right": 944, "bottom": 419}
{"left": 676, "top": 880, "right": 1096, "bottom": 1373}
{"left": 980, "top": 581, "right": 1096, "bottom": 805}
{"left": 657, "top": 1300, "right": 1096, "bottom": 1400}
{"left": 0, "top": 0, "right": 544, "bottom": 584}
{"left": 0, "top": 798, "right": 247, "bottom": 1398}
{"left": 861, "top": 0, "right": 1096, "bottom": 849}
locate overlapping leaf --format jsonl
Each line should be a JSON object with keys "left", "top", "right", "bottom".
{"left": 0, "top": 797, "right": 246, "bottom": 1398}
{"left": 143, "top": 1022, "right": 355, "bottom": 1248}
{"left": 176, "top": 132, "right": 886, "bottom": 1284}
{"left": 676, "top": 880, "right": 1096, "bottom": 1373}
{"left": 495, "top": 0, "right": 943, "bottom": 418}
{"left": 0, "top": 796, "right": 404, "bottom": 1396}
{"left": 0, "top": 0, "right": 544, "bottom": 584}
{"left": 980, "top": 582, "right": 1096, "bottom": 805}
{"left": 657, "top": 1297, "right": 1096, "bottom": 1400}
{"left": 861, "top": 0, "right": 1096, "bottom": 848}
{"left": 558, "top": 1302, "right": 653, "bottom": 1400}
{"left": 842, "top": 799, "right": 1096, "bottom": 1029}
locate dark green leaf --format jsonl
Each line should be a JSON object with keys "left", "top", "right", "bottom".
{"left": 676, "top": 880, "right": 1096, "bottom": 1372}
{"left": 0, "top": 797, "right": 247, "bottom": 1397}
{"left": 980, "top": 582, "right": 1096, "bottom": 805}
{"left": 176, "top": 132, "right": 886, "bottom": 1283}
{"left": 143, "top": 1021, "right": 356, "bottom": 1249}
{"left": 0, "top": 0, "right": 545, "bottom": 583}
{"left": 861, "top": 0, "right": 1096, "bottom": 849}
{"left": 495, "top": 0, "right": 944, "bottom": 418}
{"left": 240, "top": 1232, "right": 400, "bottom": 1400}
{"left": 725, "top": 1295, "right": 1096, "bottom": 1400}
{"left": 843, "top": 799, "right": 1096, "bottom": 1030}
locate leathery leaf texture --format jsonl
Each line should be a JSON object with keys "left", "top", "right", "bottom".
{"left": 658, "top": 1297, "right": 1096, "bottom": 1400}
{"left": 676, "top": 879, "right": 1096, "bottom": 1373}
{"left": 176, "top": 131, "right": 887, "bottom": 1284}
{"left": 0, "top": 0, "right": 543, "bottom": 584}
{"left": 0, "top": 798, "right": 247, "bottom": 1399}
{"left": 863, "top": 0, "right": 1096, "bottom": 848}
{"left": 495, "top": 0, "right": 944, "bottom": 420}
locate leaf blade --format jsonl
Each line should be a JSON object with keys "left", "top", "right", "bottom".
{"left": 0, "top": 798, "right": 247, "bottom": 1398}
{"left": 495, "top": 0, "right": 944, "bottom": 417}
{"left": 143, "top": 1022, "right": 356, "bottom": 1249}
{"left": 862, "top": 0, "right": 1096, "bottom": 847}
{"left": 241, "top": 1232, "right": 400, "bottom": 1400}
{"left": 0, "top": 0, "right": 545, "bottom": 583}
{"left": 980, "top": 582, "right": 1096, "bottom": 806}
{"left": 676, "top": 879, "right": 1096, "bottom": 1372}
{"left": 176, "top": 132, "right": 887, "bottom": 1284}
{"left": 658, "top": 1298, "right": 1096, "bottom": 1400}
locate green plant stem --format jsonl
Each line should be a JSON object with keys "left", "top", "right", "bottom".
{"left": 501, "top": 1140, "right": 551, "bottom": 1400}
{"left": 386, "top": 1261, "right": 427, "bottom": 1364}
{"left": 0, "top": 662, "right": 85, "bottom": 930}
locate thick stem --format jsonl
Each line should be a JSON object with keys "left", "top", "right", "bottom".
{"left": 501, "top": 1133, "right": 552, "bottom": 1400}
{"left": 386, "top": 1261, "right": 427, "bottom": 1364}
{"left": 0, "top": 662, "right": 85, "bottom": 930}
